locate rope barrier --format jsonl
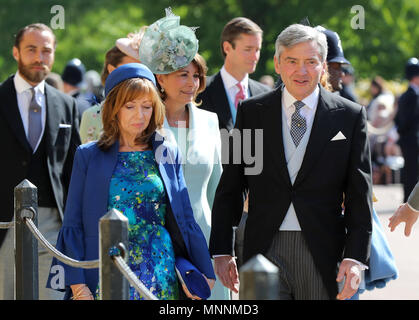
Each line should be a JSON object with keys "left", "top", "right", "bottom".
{"left": 112, "top": 254, "right": 158, "bottom": 300}
{"left": 23, "top": 216, "right": 157, "bottom": 299}
{"left": 7, "top": 196, "right": 157, "bottom": 300}
{"left": 24, "top": 217, "right": 99, "bottom": 269}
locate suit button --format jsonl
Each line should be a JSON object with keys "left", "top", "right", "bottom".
{"left": 22, "top": 161, "right": 28, "bottom": 167}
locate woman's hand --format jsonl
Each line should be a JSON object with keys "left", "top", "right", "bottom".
{"left": 71, "top": 284, "right": 94, "bottom": 300}
{"left": 205, "top": 275, "right": 216, "bottom": 291}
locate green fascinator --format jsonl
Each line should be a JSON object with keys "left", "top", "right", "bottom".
{"left": 139, "top": 7, "right": 199, "bottom": 74}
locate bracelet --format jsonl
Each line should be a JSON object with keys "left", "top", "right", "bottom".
{"left": 72, "top": 285, "right": 93, "bottom": 300}
{"left": 72, "top": 293, "right": 93, "bottom": 300}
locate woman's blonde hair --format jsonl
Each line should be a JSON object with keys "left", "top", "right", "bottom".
{"left": 97, "top": 77, "right": 165, "bottom": 150}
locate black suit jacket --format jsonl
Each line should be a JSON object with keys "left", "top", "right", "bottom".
{"left": 209, "top": 85, "right": 373, "bottom": 299}
{"left": 0, "top": 75, "right": 81, "bottom": 246}
{"left": 198, "top": 71, "right": 270, "bottom": 131}
{"left": 395, "top": 86, "right": 419, "bottom": 147}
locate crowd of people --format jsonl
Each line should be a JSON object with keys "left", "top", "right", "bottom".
{"left": 1, "top": 7, "right": 419, "bottom": 301}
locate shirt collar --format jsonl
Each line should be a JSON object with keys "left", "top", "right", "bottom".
{"left": 282, "top": 85, "right": 319, "bottom": 111}
{"left": 220, "top": 65, "right": 249, "bottom": 91}
{"left": 14, "top": 71, "right": 45, "bottom": 95}
{"left": 410, "top": 83, "right": 419, "bottom": 95}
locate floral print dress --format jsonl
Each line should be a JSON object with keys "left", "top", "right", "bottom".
{"left": 103, "top": 151, "right": 179, "bottom": 300}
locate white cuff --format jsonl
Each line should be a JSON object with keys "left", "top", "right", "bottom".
{"left": 406, "top": 202, "right": 419, "bottom": 213}
{"left": 343, "top": 258, "right": 368, "bottom": 270}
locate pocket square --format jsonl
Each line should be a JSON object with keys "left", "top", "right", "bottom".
{"left": 59, "top": 123, "right": 72, "bottom": 129}
{"left": 331, "top": 131, "right": 346, "bottom": 141}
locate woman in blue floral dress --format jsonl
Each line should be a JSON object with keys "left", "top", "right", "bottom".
{"left": 107, "top": 150, "right": 179, "bottom": 299}
{"left": 48, "top": 63, "right": 215, "bottom": 300}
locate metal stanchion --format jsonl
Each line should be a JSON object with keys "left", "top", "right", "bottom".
{"left": 9, "top": 179, "right": 156, "bottom": 300}
{"left": 239, "top": 254, "right": 279, "bottom": 300}
{"left": 14, "top": 179, "right": 38, "bottom": 300}
{"left": 99, "top": 208, "right": 129, "bottom": 300}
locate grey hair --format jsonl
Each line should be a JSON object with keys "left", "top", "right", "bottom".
{"left": 274, "top": 24, "right": 328, "bottom": 62}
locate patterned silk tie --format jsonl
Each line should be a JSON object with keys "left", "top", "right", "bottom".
{"left": 290, "top": 100, "right": 307, "bottom": 147}
{"left": 28, "top": 87, "right": 42, "bottom": 151}
{"left": 234, "top": 82, "right": 245, "bottom": 109}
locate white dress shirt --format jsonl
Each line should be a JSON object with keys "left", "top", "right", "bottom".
{"left": 13, "top": 71, "right": 47, "bottom": 153}
{"left": 220, "top": 65, "right": 249, "bottom": 103}
{"left": 282, "top": 85, "right": 319, "bottom": 130}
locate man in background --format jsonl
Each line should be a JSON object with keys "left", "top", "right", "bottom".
{"left": 0, "top": 23, "right": 81, "bottom": 299}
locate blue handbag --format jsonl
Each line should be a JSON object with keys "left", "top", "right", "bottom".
{"left": 175, "top": 257, "right": 211, "bottom": 299}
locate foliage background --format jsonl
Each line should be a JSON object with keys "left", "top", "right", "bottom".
{"left": 1, "top": 0, "right": 418, "bottom": 99}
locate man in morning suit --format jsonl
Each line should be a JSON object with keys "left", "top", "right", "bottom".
{"left": 0, "top": 23, "right": 81, "bottom": 299}
{"left": 394, "top": 57, "right": 419, "bottom": 202}
{"left": 198, "top": 17, "right": 270, "bottom": 273}
{"left": 209, "top": 24, "right": 373, "bottom": 300}
{"left": 198, "top": 17, "right": 270, "bottom": 132}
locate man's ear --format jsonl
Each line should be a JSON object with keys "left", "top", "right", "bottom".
{"left": 274, "top": 55, "right": 281, "bottom": 75}
{"left": 12, "top": 46, "right": 19, "bottom": 62}
{"left": 223, "top": 41, "right": 232, "bottom": 56}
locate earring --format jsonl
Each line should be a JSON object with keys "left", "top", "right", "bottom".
{"left": 160, "top": 87, "right": 165, "bottom": 93}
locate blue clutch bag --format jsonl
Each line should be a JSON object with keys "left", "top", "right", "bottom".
{"left": 175, "top": 257, "right": 211, "bottom": 300}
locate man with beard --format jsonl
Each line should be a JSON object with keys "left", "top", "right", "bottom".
{"left": 0, "top": 23, "right": 81, "bottom": 299}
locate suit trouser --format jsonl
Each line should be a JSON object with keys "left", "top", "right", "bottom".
{"left": 0, "top": 207, "right": 64, "bottom": 300}
{"left": 400, "top": 145, "right": 419, "bottom": 202}
{"left": 265, "top": 231, "right": 330, "bottom": 300}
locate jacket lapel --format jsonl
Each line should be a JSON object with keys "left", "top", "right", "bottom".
{"left": 248, "top": 78, "right": 264, "bottom": 97}
{"left": 210, "top": 72, "right": 234, "bottom": 130}
{"left": 293, "top": 87, "right": 339, "bottom": 187}
{"left": 95, "top": 141, "right": 119, "bottom": 215}
{"left": 258, "top": 87, "right": 292, "bottom": 187}
{"left": 0, "top": 76, "right": 32, "bottom": 152}
{"left": 152, "top": 131, "right": 178, "bottom": 204}
{"left": 186, "top": 103, "right": 198, "bottom": 153}
{"left": 44, "top": 84, "right": 60, "bottom": 149}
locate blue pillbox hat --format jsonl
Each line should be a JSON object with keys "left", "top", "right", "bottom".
{"left": 104, "top": 63, "right": 156, "bottom": 97}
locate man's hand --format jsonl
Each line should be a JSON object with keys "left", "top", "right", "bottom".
{"left": 214, "top": 255, "right": 239, "bottom": 293}
{"left": 336, "top": 260, "right": 362, "bottom": 300}
{"left": 388, "top": 203, "right": 419, "bottom": 236}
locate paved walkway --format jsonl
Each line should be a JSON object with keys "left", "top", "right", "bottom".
{"left": 360, "top": 184, "right": 419, "bottom": 300}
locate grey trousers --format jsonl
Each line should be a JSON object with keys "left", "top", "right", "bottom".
{"left": 0, "top": 207, "right": 65, "bottom": 300}
{"left": 265, "top": 231, "right": 330, "bottom": 300}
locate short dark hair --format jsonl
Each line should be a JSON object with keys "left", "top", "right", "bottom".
{"left": 220, "top": 17, "right": 263, "bottom": 58}
{"left": 14, "top": 23, "right": 56, "bottom": 49}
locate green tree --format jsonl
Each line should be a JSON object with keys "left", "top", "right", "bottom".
{"left": 1, "top": 0, "right": 418, "bottom": 83}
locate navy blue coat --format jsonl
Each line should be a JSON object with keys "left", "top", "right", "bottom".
{"left": 47, "top": 131, "right": 215, "bottom": 298}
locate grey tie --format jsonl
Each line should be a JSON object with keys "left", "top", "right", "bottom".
{"left": 290, "top": 101, "right": 307, "bottom": 147}
{"left": 28, "top": 87, "right": 42, "bottom": 151}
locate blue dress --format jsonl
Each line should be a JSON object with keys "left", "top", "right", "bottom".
{"left": 105, "top": 151, "right": 179, "bottom": 300}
